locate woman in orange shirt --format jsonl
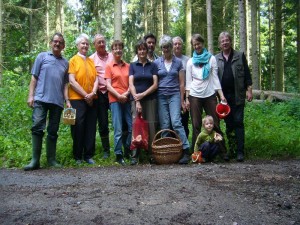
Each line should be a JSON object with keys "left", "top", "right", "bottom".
{"left": 105, "top": 40, "right": 131, "bottom": 166}
{"left": 68, "top": 33, "right": 98, "bottom": 165}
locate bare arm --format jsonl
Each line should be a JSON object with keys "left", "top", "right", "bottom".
{"left": 133, "top": 75, "right": 158, "bottom": 101}
{"left": 106, "top": 78, "right": 128, "bottom": 103}
{"left": 64, "top": 83, "right": 71, "bottom": 108}
{"left": 27, "top": 76, "right": 37, "bottom": 108}
{"left": 69, "top": 73, "right": 88, "bottom": 97}
{"left": 179, "top": 69, "right": 186, "bottom": 112}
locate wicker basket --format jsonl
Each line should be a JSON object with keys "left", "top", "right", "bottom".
{"left": 151, "top": 129, "right": 183, "bottom": 165}
{"left": 62, "top": 108, "right": 76, "bottom": 125}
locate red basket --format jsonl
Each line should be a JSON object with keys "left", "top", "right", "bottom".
{"left": 216, "top": 103, "right": 231, "bottom": 119}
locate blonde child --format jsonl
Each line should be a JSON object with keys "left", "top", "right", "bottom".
{"left": 194, "top": 115, "right": 223, "bottom": 162}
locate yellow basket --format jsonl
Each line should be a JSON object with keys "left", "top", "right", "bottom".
{"left": 62, "top": 108, "right": 76, "bottom": 125}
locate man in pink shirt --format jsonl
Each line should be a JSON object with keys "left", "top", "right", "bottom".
{"left": 90, "top": 34, "right": 113, "bottom": 159}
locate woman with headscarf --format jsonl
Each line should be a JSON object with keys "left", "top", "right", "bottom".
{"left": 185, "top": 33, "right": 227, "bottom": 160}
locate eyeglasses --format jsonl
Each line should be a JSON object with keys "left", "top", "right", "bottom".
{"left": 52, "top": 40, "right": 64, "bottom": 45}
{"left": 162, "top": 45, "right": 170, "bottom": 49}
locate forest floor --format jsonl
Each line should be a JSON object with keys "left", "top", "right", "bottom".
{"left": 0, "top": 160, "right": 300, "bottom": 225}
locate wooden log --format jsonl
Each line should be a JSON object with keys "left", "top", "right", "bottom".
{"left": 252, "top": 90, "right": 300, "bottom": 102}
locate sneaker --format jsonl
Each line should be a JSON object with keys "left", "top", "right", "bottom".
{"left": 76, "top": 160, "right": 82, "bottom": 165}
{"left": 130, "top": 158, "right": 138, "bottom": 165}
{"left": 223, "top": 154, "right": 230, "bottom": 162}
{"left": 85, "top": 158, "right": 95, "bottom": 164}
{"left": 103, "top": 152, "right": 110, "bottom": 159}
{"left": 178, "top": 154, "right": 190, "bottom": 164}
{"left": 117, "top": 158, "right": 126, "bottom": 166}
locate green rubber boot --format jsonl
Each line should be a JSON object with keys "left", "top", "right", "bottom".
{"left": 24, "top": 135, "right": 42, "bottom": 171}
{"left": 46, "top": 137, "right": 62, "bottom": 168}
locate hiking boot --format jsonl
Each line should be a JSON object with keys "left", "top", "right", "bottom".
{"left": 85, "top": 158, "right": 95, "bottom": 164}
{"left": 116, "top": 155, "right": 126, "bottom": 166}
{"left": 178, "top": 149, "right": 190, "bottom": 164}
{"left": 103, "top": 152, "right": 110, "bottom": 159}
{"left": 237, "top": 152, "right": 244, "bottom": 162}
{"left": 130, "top": 158, "right": 138, "bottom": 165}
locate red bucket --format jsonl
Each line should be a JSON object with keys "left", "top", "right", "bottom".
{"left": 216, "top": 103, "right": 231, "bottom": 119}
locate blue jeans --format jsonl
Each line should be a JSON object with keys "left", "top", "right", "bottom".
{"left": 31, "top": 101, "right": 63, "bottom": 140}
{"left": 111, "top": 102, "right": 132, "bottom": 156}
{"left": 157, "top": 93, "right": 189, "bottom": 150}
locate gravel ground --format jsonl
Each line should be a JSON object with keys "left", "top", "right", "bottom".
{"left": 1, "top": 160, "right": 300, "bottom": 225}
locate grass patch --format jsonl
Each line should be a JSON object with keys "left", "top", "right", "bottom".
{"left": 0, "top": 70, "right": 299, "bottom": 168}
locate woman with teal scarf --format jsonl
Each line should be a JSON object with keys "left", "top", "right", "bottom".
{"left": 185, "top": 34, "right": 228, "bottom": 160}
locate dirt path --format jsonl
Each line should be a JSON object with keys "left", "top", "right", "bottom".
{"left": 1, "top": 160, "right": 300, "bottom": 225}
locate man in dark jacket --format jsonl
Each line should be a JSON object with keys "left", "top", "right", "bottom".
{"left": 215, "top": 31, "right": 253, "bottom": 162}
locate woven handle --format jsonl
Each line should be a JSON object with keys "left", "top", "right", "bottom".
{"left": 64, "top": 108, "right": 76, "bottom": 113}
{"left": 153, "top": 129, "right": 181, "bottom": 143}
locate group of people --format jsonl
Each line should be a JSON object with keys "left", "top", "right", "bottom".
{"left": 24, "top": 30, "right": 253, "bottom": 171}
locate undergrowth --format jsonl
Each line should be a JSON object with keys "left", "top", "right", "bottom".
{"left": 0, "top": 70, "right": 299, "bottom": 168}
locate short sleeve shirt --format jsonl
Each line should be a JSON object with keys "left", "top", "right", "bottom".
{"left": 154, "top": 56, "right": 183, "bottom": 96}
{"left": 68, "top": 54, "right": 97, "bottom": 100}
{"left": 104, "top": 60, "right": 130, "bottom": 103}
{"left": 129, "top": 60, "right": 158, "bottom": 101}
{"left": 89, "top": 52, "right": 113, "bottom": 93}
{"left": 31, "top": 51, "right": 69, "bottom": 108}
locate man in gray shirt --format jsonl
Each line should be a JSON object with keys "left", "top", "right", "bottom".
{"left": 24, "top": 33, "right": 70, "bottom": 171}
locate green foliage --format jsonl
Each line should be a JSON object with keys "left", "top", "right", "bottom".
{"left": 1, "top": 70, "right": 300, "bottom": 168}
{"left": 245, "top": 101, "right": 300, "bottom": 159}
{"left": 0, "top": 71, "right": 32, "bottom": 167}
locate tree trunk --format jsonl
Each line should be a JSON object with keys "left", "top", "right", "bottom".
{"left": 114, "top": 0, "right": 122, "bottom": 40}
{"left": 46, "top": 0, "right": 50, "bottom": 47}
{"left": 56, "top": 0, "right": 62, "bottom": 33}
{"left": 0, "top": 0, "right": 2, "bottom": 86}
{"left": 233, "top": 3, "right": 237, "bottom": 48}
{"left": 258, "top": 0, "right": 261, "bottom": 90}
{"left": 162, "top": 0, "right": 168, "bottom": 34}
{"left": 274, "top": 0, "right": 284, "bottom": 91}
{"left": 297, "top": 0, "right": 300, "bottom": 92}
{"left": 157, "top": 0, "right": 163, "bottom": 40}
{"left": 268, "top": 0, "right": 273, "bottom": 90}
{"left": 246, "top": 0, "right": 250, "bottom": 62}
{"left": 144, "top": 1, "right": 148, "bottom": 33}
{"left": 238, "top": 0, "right": 247, "bottom": 54}
{"left": 29, "top": 0, "right": 33, "bottom": 72}
{"left": 250, "top": 0, "right": 260, "bottom": 89}
{"left": 185, "top": 0, "right": 192, "bottom": 57}
{"left": 206, "top": 0, "right": 213, "bottom": 54}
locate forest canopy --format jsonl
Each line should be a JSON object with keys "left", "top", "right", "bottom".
{"left": 0, "top": 0, "right": 299, "bottom": 93}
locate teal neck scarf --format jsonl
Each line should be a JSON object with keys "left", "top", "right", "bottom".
{"left": 192, "top": 48, "right": 212, "bottom": 80}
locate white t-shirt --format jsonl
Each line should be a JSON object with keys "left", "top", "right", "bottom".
{"left": 185, "top": 55, "right": 221, "bottom": 98}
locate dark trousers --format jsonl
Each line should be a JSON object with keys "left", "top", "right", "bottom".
{"left": 96, "top": 92, "right": 110, "bottom": 138}
{"left": 189, "top": 94, "right": 227, "bottom": 154}
{"left": 199, "top": 141, "right": 220, "bottom": 161}
{"left": 31, "top": 101, "right": 63, "bottom": 141}
{"left": 181, "top": 110, "right": 190, "bottom": 139}
{"left": 70, "top": 100, "right": 97, "bottom": 160}
{"left": 224, "top": 93, "right": 245, "bottom": 155}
